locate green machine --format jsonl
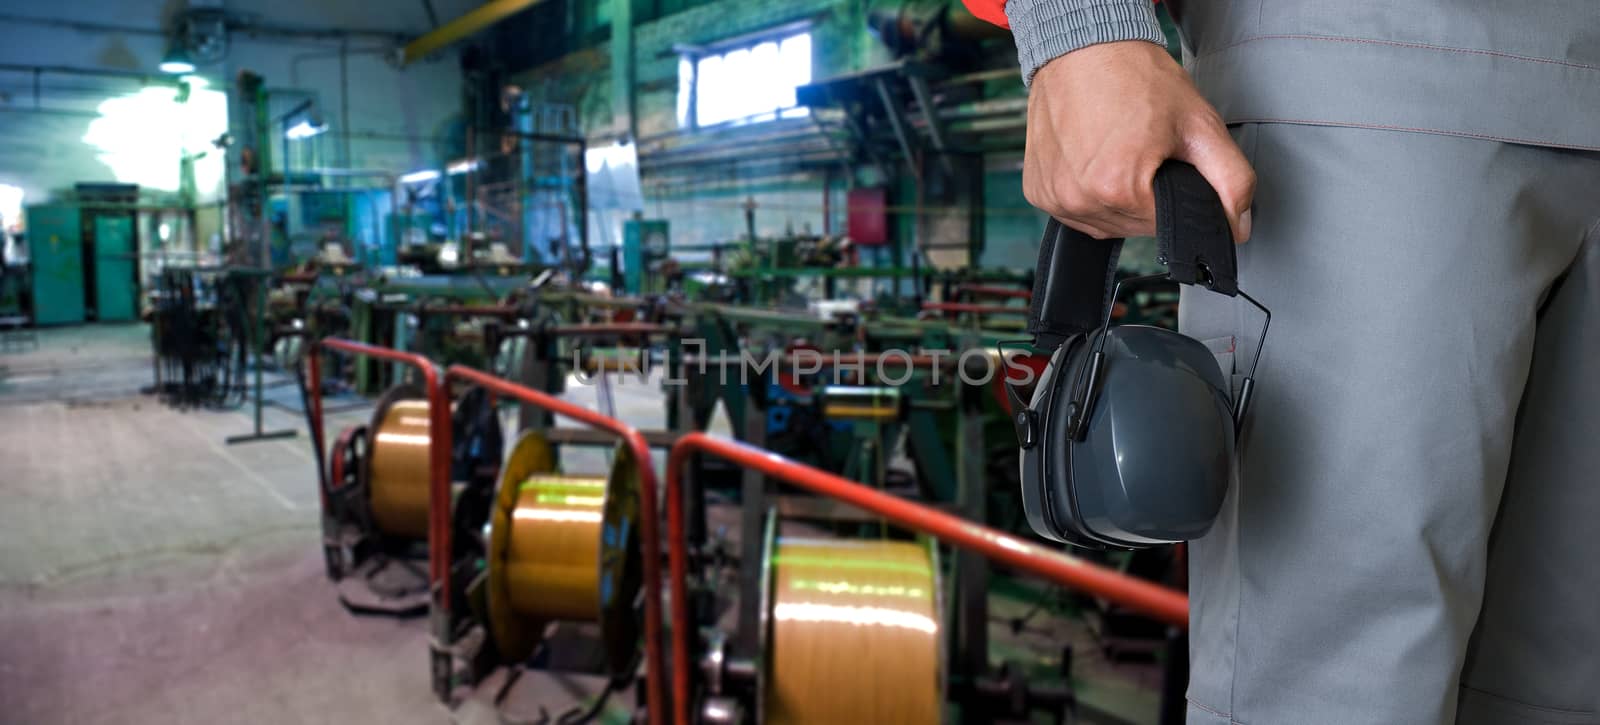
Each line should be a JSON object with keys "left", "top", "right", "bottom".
{"left": 621, "top": 219, "right": 669, "bottom": 295}
{"left": 26, "top": 205, "right": 85, "bottom": 325}
{"left": 92, "top": 215, "right": 137, "bottom": 322}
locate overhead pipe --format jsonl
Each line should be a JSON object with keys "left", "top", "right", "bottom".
{"left": 400, "top": 0, "right": 546, "bottom": 65}
{"left": 0, "top": 63, "right": 182, "bottom": 88}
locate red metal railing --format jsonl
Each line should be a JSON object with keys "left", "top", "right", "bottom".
{"left": 545, "top": 322, "right": 675, "bottom": 337}
{"left": 954, "top": 283, "right": 1032, "bottom": 300}
{"left": 922, "top": 302, "right": 1029, "bottom": 315}
{"left": 444, "top": 365, "right": 666, "bottom": 725}
{"left": 308, "top": 338, "right": 454, "bottom": 608}
{"left": 664, "top": 431, "right": 1190, "bottom": 725}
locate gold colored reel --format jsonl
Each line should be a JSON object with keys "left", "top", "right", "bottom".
{"left": 819, "top": 385, "right": 903, "bottom": 422}
{"left": 580, "top": 348, "right": 649, "bottom": 375}
{"left": 486, "top": 430, "right": 643, "bottom": 676}
{"left": 366, "top": 384, "right": 432, "bottom": 540}
{"left": 762, "top": 525, "right": 944, "bottom": 724}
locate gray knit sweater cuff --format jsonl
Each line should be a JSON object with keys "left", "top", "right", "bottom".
{"left": 1005, "top": 0, "right": 1166, "bottom": 86}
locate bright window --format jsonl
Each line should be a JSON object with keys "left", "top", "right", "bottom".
{"left": 80, "top": 78, "right": 227, "bottom": 196}
{"left": 680, "top": 32, "right": 811, "bottom": 128}
{"left": 0, "top": 184, "right": 22, "bottom": 231}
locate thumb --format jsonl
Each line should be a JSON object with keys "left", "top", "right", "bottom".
{"left": 1176, "top": 121, "right": 1256, "bottom": 243}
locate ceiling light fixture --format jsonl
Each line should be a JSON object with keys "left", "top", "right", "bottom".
{"left": 284, "top": 119, "right": 328, "bottom": 140}
{"left": 399, "top": 169, "right": 441, "bottom": 184}
{"left": 159, "top": 43, "right": 196, "bottom": 74}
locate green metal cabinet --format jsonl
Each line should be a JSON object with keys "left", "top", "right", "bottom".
{"left": 92, "top": 215, "right": 137, "bottom": 321}
{"left": 26, "top": 205, "right": 85, "bottom": 325}
{"left": 622, "top": 219, "right": 669, "bottom": 295}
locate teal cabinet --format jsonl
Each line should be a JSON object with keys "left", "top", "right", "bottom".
{"left": 92, "top": 215, "right": 137, "bottom": 322}
{"left": 26, "top": 205, "right": 85, "bottom": 326}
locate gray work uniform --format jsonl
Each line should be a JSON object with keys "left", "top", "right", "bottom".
{"left": 1001, "top": 1, "right": 1600, "bottom": 723}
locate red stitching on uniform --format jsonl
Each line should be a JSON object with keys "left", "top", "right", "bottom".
{"left": 1203, "top": 34, "right": 1600, "bottom": 72}
{"left": 1223, "top": 117, "right": 1600, "bottom": 152}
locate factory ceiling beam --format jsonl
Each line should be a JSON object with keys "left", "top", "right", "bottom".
{"left": 0, "top": 64, "right": 182, "bottom": 88}
{"left": 400, "top": 0, "right": 546, "bottom": 66}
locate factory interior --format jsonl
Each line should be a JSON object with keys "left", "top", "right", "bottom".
{"left": 0, "top": 1, "right": 1202, "bottom": 723}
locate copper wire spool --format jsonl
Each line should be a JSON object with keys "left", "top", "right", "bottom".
{"left": 580, "top": 348, "right": 648, "bottom": 375}
{"left": 365, "top": 384, "right": 432, "bottom": 540}
{"left": 819, "top": 385, "right": 903, "bottom": 422}
{"left": 763, "top": 527, "right": 944, "bottom": 724}
{"left": 486, "top": 431, "right": 642, "bottom": 675}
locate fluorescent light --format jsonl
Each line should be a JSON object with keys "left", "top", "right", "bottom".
{"left": 445, "top": 158, "right": 479, "bottom": 175}
{"left": 285, "top": 120, "right": 328, "bottom": 140}
{"left": 399, "top": 169, "right": 440, "bottom": 184}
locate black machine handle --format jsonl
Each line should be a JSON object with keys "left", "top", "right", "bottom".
{"left": 1026, "top": 161, "right": 1240, "bottom": 351}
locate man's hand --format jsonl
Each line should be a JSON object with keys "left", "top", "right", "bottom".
{"left": 1024, "top": 41, "right": 1256, "bottom": 242}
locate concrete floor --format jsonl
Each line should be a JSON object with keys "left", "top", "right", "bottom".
{"left": 0, "top": 325, "right": 442, "bottom": 724}
{"left": 0, "top": 324, "right": 1161, "bottom": 724}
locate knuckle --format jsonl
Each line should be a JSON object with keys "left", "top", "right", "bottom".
{"left": 1057, "top": 191, "right": 1097, "bottom": 220}
{"left": 1184, "top": 107, "right": 1226, "bottom": 133}
{"left": 1088, "top": 174, "right": 1137, "bottom": 210}
{"left": 1228, "top": 166, "right": 1258, "bottom": 207}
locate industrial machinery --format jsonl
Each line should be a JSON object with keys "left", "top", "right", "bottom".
{"left": 148, "top": 267, "right": 259, "bottom": 409}
{"left": 620, "top": 218, "right": 671, "bottom": 296}
{"left": 301, "top": 331, "right": 1200, "bottom": 723}
{"left": 316, "top": 380, "right": 504, "bottom": 615}
{"left": 452, "top": 429, "right": 645, "bottom": 717}
{"left": 674, "top": 434, "right": 1078, "bottom": 723}
{"left": 303, "top": 337, "right": 665, "bottom": 721}
{"left": 692, "top": 511, "right": 949, "bottom": 724}
{"left": 672, "top": 432, "right": 1184, "bottom": 725}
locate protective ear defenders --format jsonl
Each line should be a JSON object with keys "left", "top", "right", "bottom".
{"left": 1004, "top": 161, "right": 1271, "bottom": 550}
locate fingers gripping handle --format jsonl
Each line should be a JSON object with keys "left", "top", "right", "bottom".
{"left": 1026, "top": 161, "right": 1239, "bottom": 350}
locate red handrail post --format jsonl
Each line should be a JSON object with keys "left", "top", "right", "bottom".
{"left": 443, "top": 365, "right": 666, "bottom": 725}
{"left": 664, "top": 432, "right": 1190, "bottom": 725}
{"left": 307, "top": 343, "right": 328, "bottom": 511}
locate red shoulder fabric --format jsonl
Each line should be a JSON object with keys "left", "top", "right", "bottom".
{"left": 962, "top": 0, "right": 1163, "bottom": 31}
{"left": 961, "top": 0, "right": 1009, "bottom": 28}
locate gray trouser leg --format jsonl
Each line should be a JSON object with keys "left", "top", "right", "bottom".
{"left": 1457, "top": 217, "right": 1600, "bottom": 724}
{"left": 1176, "top": 122, "right": 1600, "bottom": 725}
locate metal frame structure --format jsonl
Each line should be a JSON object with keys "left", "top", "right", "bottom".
{"left": 441, "top": 364, "right": 667, "bottom": 725}
{"left": 305, "top": 339, "right": 666, "bottom": 723}
{"left": 304, "top": 339, "right": 455, "bottom": 685}
{"left": 303, "top": 320, "right": 1190, "bottom": 725}
{"left": 306, "top": 339, "right": 453, "bottom": 594}
{"left": 663, "top": 431, "right": 1190, "bottom": 725}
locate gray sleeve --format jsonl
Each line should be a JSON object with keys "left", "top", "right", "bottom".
{"left": 1005, "top": 0, "right": 1167, "bottom": 86}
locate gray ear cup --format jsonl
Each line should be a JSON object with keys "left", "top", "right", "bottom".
{"left": 1017, "top": 326, "right": 1237, "bottom": 549}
